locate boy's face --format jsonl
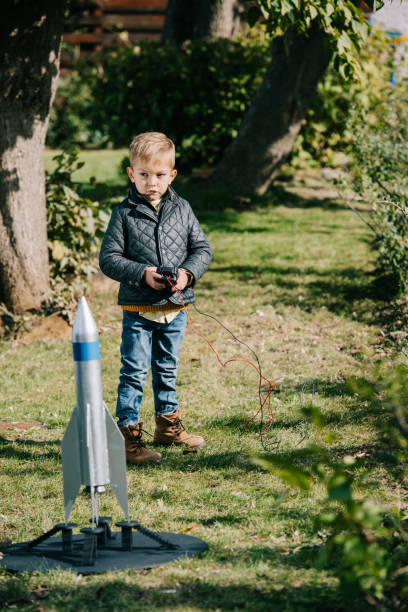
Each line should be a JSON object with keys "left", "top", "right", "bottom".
{"left": 127, "top": 157, "right": 177, "bottom": 202}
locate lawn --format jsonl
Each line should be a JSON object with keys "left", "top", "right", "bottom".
{"left": 0, "top": 159, "right": 400, "bottom": 610}
{"left": 44, "top": 148, "right": 128, "bottom": 185}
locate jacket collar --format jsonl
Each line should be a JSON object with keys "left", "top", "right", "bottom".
{"left": 127, "top": 184, "right": 176, "bottom": 209}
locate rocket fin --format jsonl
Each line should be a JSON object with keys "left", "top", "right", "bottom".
{"left": 61, "top": 407, "right": 82, "bottom": 523}
{"left": 104, "top": 403, "right": 129, "bottom": 520}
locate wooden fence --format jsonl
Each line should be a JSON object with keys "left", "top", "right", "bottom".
{"left": 62, "top": 0, "right": 168, "bottom": 65}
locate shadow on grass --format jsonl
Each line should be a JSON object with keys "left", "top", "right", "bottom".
{"left": 211, "top": 262, "right": 379, "bottom": 322}
{"left": 188, "top": 178, "right": 352, "bottom": 213}
{"left": 170, "top": 180, "right": 354, "bottom": 242}
{"left": 250, "top": 374, "right": 404, "bottom": 482}
{"left": 145, "top": 450, "right": 261, "bottom": 474}
{"left": 0, "top": 436, "right": 60, "bottom": 463}
{"left": 0, "top": 560, "right": 348, "bottom": 612}
{"left": 266, "top": 183, "right": 352, "bottom": 212}
{"left": 292, "top": 379, "right": 354, "bottom": 399}
{"left": 289, "top": 377, "right": 385, "bottom": 428}
{"left": 209, "top": 414, "right": 277, "bottom": 433}
{"left": 208, "top": 415, "right": 309, "bottom": 449}
{"left": 209, "top": 378, "right": 370, "bottom": 432}
{"left": 198, "top": 513, "right": 244, "bottom": 526}
{"left": 211, "top": 542, "right": 322, "bottom": 568}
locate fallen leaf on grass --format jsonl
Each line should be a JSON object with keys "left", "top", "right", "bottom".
{"left": 32, "top": 587, "right": 49, "bottom": 600}
{"left": 182, "top": 522, "right": 197, "bottom": 533}
{"left": 292, "top": 529, "right": 300, "bottom": 542}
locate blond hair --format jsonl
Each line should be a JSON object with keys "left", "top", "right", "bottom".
{"left": 129, "top": 132, "right": 175, "bottom": 168}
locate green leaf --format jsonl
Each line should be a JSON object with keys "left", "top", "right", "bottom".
{"left": 50, "top": 240, "right": 67, "bottom": 261}
{"left": 339, "top": 61, "right": 351, "bottom": 80}
{"left": 365, "top": 0, "right": 384, "bottom": 9}
{"left": 252, "top": 455, "right": 311, "bottom": 491}
{"left": 342, "top": 5, "right": 353, "bottom": 24}
{"left": 302, "top": 404, "right": 324, "bottom": 429}
{"left": 327, "top": 472, "right": 352, "bottom": 502}
{"left": 280, "top": 1, "right": 292, "bottom": 17}
{"left": 347, "top": 377, "right": 376, "bottom": 399}
{"left": 319, "top": 511, "right": 337, "bottom": 525}
{"left": 277, "top": 467, "right": 311, "bottom": 491}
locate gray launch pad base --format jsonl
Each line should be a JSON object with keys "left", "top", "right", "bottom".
{"left": 0, "top": 526, "right": 208, "bottom": 574}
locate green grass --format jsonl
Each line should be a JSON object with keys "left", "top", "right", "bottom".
{"left": 0, "top": 165, "right": 397, "bottom": 610}
{"left": 44, "top": 148, "right": 128, "bottom": 185}
{"left": 44, "top": 148, "right": 128, "bottom": 201}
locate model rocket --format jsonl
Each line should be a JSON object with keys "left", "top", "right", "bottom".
{"left": 61, "top": 297, "right": 129, "bottom": 523}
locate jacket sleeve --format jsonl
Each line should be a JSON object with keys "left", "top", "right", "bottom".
{"left": 181, "top": 205, "right": 212, "bottom": 284}
{"left": 99, "top": 205, "right": 147, "bottom": 287}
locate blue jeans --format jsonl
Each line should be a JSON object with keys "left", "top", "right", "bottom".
{"left": 116, "top": 310, "right": 187, "bottom": 427}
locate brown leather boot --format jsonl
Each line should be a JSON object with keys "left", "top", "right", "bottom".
{"left": 119, "top": 423, "right": 162, "bottom": 465}
{"left": 153, "top": 410, "right": 205, "bottom": 449}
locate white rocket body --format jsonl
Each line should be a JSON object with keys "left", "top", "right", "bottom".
{"left": 61, "top": 297, "right": 129, "bottom": 522}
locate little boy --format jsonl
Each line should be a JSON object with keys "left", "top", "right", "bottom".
{"left": 99, "top": 132, "right": 212, "bottom": 465}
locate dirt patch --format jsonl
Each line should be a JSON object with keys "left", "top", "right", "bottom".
{"left": 0, "top": 420, "right": 43, "bottom": 434}
{"left": 22, "top": 312, "right": 71, "bottom": 343}
{"left": 3, "top": 273, "right": 117, "bottom": 344}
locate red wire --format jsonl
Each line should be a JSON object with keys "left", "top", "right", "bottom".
{"left": 168, "top": 278, "right": 277, "bottom": 439}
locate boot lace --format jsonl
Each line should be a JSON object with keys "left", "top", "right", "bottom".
{"left": 129, "top": 425, "right": 156, "bottom": 450}
{"left": 128, "top": 425, "right": 152, "bottom": 450}
{"left": 173, "top": 417, "right": 186, "bottom": 434}
{"left": 129, "top": 430, "right": 145, "bottom": 451}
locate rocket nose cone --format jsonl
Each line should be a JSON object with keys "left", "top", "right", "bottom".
{"left": 72, "top": 296, "right": 99, "bottom": 343}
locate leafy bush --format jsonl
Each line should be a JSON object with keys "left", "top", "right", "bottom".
{"left": 47, "top": 37, "right": 270, "bottom": 172}
{"left": 291, "top": 29, "right": 394, "bottom": 167}
{"left": 290, "top": 26, "right": 408, "bottom": 301}
{"left": 46, "top": 147, "right": 111, "bottom": 309}
{"left": 348, "top": 88, "right": 408, "bottom": 298}
{"left": 46, "top": 74, "right": 101, "bottom": 149}
{"left": 49, "top": 28, "right": 396, "bottom": 177}
{"left": 254, "top": 365, "right": 408, "bottom": 607}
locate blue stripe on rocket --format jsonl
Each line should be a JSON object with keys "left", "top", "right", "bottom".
{"left": 73, "top": 341, "right": 101, "bottom": 362}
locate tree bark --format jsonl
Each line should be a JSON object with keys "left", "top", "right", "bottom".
{"left": 163, "top": 0, "right": 246, "bottom": 44}
{"left": 0, "top": 0, "right": 66, "bottom": 312}
{"left": 210, "top": 26, "right": 332, "bottom": 195}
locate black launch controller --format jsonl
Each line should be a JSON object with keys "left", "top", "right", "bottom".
{"left": 157, "top": 266, "right": 178, "bottom": 286}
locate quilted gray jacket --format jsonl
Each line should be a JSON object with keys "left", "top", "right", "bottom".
{"left": 99, "top": 185, "right": 212, "bottom": 306}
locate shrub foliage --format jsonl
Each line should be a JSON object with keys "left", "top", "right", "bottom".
{"left": 47, "top": 38, "right": 270, "bottom": 173}
{"left": 348, "top": 88, "right": 408, "bottom": 297}
{"left": 46, "top": 148, "right": 110, "bottom": 309}
{"left": 254, "top": 364, "right": 408, "bottom": 607}
{"left": 292, "top": 30, "right": 394, "bottom": 167}
{"left": 48, "top": 27, "right": 395, "bottom": 176}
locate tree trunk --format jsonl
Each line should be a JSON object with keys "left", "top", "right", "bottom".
{"left": 210, "top": 26, "right": 332, "bottom": 195}
{"left": 0, "top": 0, "right": 66, "bottom": 312}
{"left": 163, "top": 0, "right": 246, "bottom": 44}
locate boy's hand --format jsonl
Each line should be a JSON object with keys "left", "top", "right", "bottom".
{"left": 171, "top": 268, "right": 189, "bottom": 292}
{"left": 143, "top": 267, "right": 166, "bottom": 290}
